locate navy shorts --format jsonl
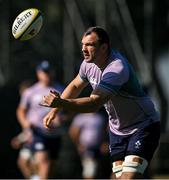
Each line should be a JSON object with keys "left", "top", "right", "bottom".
{"left": 109, "top": 122, "right": 160, "bottom": 162}
{"left": 23, "top": 127, "right": 61, "bottom": 160}
{"left": 81, "top": 147, "right": 101, "bottom": 159}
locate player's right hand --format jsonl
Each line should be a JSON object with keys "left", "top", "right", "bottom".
{"left": 43, "top": 108, "right": 59, "bottom": 129}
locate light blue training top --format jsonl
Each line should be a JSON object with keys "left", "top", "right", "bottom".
{"left": 79, "top": 49, "right": 160, "bottom": 135}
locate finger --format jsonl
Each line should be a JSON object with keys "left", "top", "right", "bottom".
{"left": 40, "top": 96, "right": 52, "bottom": 106}
{"left": 43, "top": 95, "right": 51, "bottom": 102}
{"left": 43, "top": 118, "right": 47, "bottom": 127}
{"left": 43, "top": 95, "right": 46, "bottom": 101}
{"left": 39, "top": 103, "right": 50, "bottom": 107}
{"left": 44, "top": 118, "right": 50, "bottom": 129}
{"left": 50, "top": 90, "right": 57, "bottom": 94}
{"left": 43, "top": 95, "right": 52, "bottom": 103}
{"left": 45, "top": 124, "right": 50, "bottom": 129}
{"left": 46, "top": 118, "right": 52, "bottom": 126}
{"left": 50, "top": 90, "right": 59, "bottom": 96}
{"left": 45, "top": 116, "right": 52, "bottom": 128}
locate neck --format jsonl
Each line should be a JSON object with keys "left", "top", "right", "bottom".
{"left": 95, "top": 51, "right": 110, "bottom": 70}
{"left": 39, "top": 81, "right": 51, "bottom": 87}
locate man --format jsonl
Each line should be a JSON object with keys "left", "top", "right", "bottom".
{"left": 69, "top": 113, "right": 106, "bottom": 179}
{"left": 41, "top": 27, "right": 160, "bottom": 179}
{"left": 17, "top": 60, "right": 63, "bottom": 179}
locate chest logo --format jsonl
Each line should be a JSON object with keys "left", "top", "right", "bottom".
{"left": 135, "top": 140, "right": 141, "bottom": 149}
{"left": 89, "top": 77, "right": 97, "bottom": 85}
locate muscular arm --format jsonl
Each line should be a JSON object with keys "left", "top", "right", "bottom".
{"left": 57, "top": 87, "right": 112, "bottom": 112}
{"left": 61, "top": 74, "right": 88, "bottom": 99}
{"left": 43, "top": 74, "right": 111, "bottom": 127}
{"left": 44, "top": 83, "right": 112, "bottom": 113}
{"left": 49, "top": 75, "right": 88, "bottom": 112}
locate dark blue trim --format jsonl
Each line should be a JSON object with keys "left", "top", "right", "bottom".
{"left": 98, "top": 81, "right": 121, "bottom": 94}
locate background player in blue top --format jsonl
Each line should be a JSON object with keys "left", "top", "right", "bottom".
{"left": 40, "top": 26, "right": 160, "bottom": 179}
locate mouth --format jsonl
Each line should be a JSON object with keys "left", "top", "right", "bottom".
{"left": 83, "top": 53, "right": 90, "bottom": 59}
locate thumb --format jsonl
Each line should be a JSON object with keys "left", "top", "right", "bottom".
{"left": 50, "top": 90, "right": 59, "bottom": 96}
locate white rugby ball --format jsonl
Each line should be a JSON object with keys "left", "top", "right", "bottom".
{"left": 12, "top": 8, "right": 43, "bottom": 41}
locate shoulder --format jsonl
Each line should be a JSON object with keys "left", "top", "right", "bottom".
{"left": 111, "top": 49, "right": 127, "bottom": 61}
{"left": 79, "top": 60, "right": 97, "bottom": 82}
{"left": 104, "top": 49, "right": 129, "bottom": 74}
{"left": 22, "top": 83, "right": 38, "bottom": 96}
{"left": 103, "top": 59, "right": 127, "bottom": 76}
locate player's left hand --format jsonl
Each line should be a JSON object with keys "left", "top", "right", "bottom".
{"left": 40, "top": 90, "right": 61, "bottom": 108}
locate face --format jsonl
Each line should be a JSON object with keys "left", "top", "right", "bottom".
{"left": 81, "top": 32, "right": 103, "bottom": 63}
{"left": 36, "top": 70, "right": 51, "bottom": 85}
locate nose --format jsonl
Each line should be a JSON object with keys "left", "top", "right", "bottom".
{"left": 82, "top": 44, "right": 87, "bottom": 52}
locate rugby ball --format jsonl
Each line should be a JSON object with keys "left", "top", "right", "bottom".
{"left": 12, "top": 8, "right": 43, "bottom": 41}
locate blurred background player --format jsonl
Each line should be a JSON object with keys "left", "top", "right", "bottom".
{"left": 69, "top": 112, "right": 107, "bottom": 179}
{"left": 11, "top": 80, "right": 34, "bottom": 179}
{"left": 16, "top": 60, "right": 64, "bottom": 179}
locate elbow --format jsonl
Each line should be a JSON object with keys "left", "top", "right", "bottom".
{"left": 88, "top": 96, "right": 102, "bottom": 112}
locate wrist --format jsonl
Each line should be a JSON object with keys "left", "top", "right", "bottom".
{"left": 21, "top": 120, "right": 31, "bottom": 129}
{"left": 22, "top": 122, "right": 32, "bottom": 131}
{"left": 52, "top": 97, "right": 63, "bottom": 108}
{"left": 22, "top": 125, "right": 31, "bottom": 130}
{"left": 52, "top": 107, "right": 61, "bottom": 113}
{"left": 23, "top": 127, "right": 32, "bottom": 133}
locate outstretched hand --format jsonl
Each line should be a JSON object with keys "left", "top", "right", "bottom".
{"left": 43, "top": 108, "right": 59, "bottom": 129}
{"left": 39, "top": 90, "right": 62, "bottom": 129}
{"left": 39, "top": 90, "right": 61, "bottom": 108}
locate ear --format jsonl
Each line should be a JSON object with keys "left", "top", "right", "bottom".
{"left": 101, "top": 43, "right": 108, "bottom": 52}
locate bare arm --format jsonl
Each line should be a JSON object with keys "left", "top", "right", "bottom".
{"left": 44, "top": 74, "right": 87, "bottom": 111}
{"left": 49, "top": 74, "right": 88, "bottom": 112}
{"left": 16, "top": 105, "right": 31, "bottom": 129}
{"left": 61, "top": 74, "right": 88, "bottom": 99}
{"left": 43, "top": 74, "right": 88, "bottom": 128}
{"left": 43, "top": 86, "right": 112, "bottom": 113}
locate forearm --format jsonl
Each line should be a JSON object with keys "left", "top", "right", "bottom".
{"left": 16, "top": 108, "right": 31, "bottom": 129}
{"left": 56, "top": 96, "right": 101, "bottom": 113}
{"left": 17, "top": 118, "right": 30, "bottom": 129}
{"left": 61, "top": 81, "right": 84, "bottom": 99}
{"left": 53, "top": 77, "right": 86, "bottom": 112}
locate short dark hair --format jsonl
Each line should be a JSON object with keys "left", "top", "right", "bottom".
{"left": 36, "top": 60, "right": 51, "bottom": 72}
{"left": 83, "top": 26, "right": 110, "bottom": 48}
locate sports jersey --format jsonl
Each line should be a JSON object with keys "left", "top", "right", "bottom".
{"left": 71, "top": 113, "right": 105, "bottom": 148}
{"left": 19, "top": 82, "right": 62, "bottom": 136}
{"left": 79, "top": 49, "right": 160, "bottom": 135}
